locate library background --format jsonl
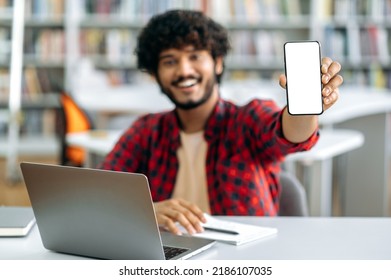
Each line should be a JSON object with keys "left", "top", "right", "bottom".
{"left": 1, "top": 0, "right": 391, "bottom": 213}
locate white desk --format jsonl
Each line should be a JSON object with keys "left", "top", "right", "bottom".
{"left": 66, "top": 130, "right": 123, "bottom": 168}
{"left": 319, "top": 88, "right": 391, "bottom": 216}
{"left": 285, "top": 129, "right": 364, "bottom": 216}
{"left": 67, "top": 129, "right": 364, "bottom": 216}
{"left": 1, "top": 216, "right": 391, "bottom": 260}
{"left": 75, "top": 84, "right": 174, "bottom": 114}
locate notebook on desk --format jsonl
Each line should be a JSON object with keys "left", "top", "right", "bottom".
{"left": 179, "top": 213, "right": 278, "bottom": 246}
{"left": 0, "top": 206, "right": 36, "bottom": 237}
{"left": 20, "top": 162, "right": 215, "bottom": 260}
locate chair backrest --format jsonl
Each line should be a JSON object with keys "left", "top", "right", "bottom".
{"left": 279, "top": 171, "right": 309, "bottom": 216}
{"left": 59, "top": 92, "right": 93, "bottom": 166}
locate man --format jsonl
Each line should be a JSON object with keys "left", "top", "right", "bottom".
{"left": 100, "top": 10, "right": 343, "bottom": 235}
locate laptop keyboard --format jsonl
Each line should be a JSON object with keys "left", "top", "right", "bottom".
{"left": 163, "top": 246, "right": 189, "bottom": 260}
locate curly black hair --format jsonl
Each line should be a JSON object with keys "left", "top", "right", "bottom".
{"left": 135, "top": 9, "right": 231, "bottom": 83}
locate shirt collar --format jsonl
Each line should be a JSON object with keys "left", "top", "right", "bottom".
{"left": 166, "top": 97, "right": 226, "bottom": 145}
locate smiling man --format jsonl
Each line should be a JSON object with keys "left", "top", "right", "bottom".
{"left": 100, "top": 10, "right": 343, "bottom": 235}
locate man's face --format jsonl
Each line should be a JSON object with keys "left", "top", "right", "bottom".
{"left": 156, "top": 46, "right": 223, "bottom": 110}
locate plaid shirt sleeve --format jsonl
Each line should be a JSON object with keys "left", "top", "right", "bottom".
{"left": 244, "top": 99, "right": 319, "bottom": 163}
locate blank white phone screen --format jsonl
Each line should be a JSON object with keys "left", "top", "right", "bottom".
{"left": 284, "top": 41, "right": 323, "bottom": 115}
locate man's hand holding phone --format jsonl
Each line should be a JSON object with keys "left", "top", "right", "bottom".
{"left": 319, "top": 57, "right": 343, "bottom": 111}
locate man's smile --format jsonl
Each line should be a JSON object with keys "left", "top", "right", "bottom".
{"left": 175, "top": 78, "right": 198, "bottom": 88}
{"left": 172, "top": 76, "right": 201, "bottom": 89}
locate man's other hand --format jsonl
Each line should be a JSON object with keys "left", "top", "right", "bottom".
{"left": 154, "top": 198, "right": 206, "bottom": 235}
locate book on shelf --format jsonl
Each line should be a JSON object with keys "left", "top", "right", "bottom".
{"left": 0, "top": 206, "right": 36, "bottom": 237}
{"left": 24, "top": 0, "right": 64, "bottom": 20}
{"left": 22, "top": 67, "right": 64, "bottom": 98}
{"left": 332, "top": 0, "right": 352, "bottom": 22}
{"left": 347, "top": 25, "right": 362, "bottom": 65}
{"left": 369, "top": 63, "right": 387, "bottom": 89}
{"left": 0, "top": 28, "right": 11, "bottom": 60}
{"left": 376, "top": 28, "right": 390, "bottom": 64}
{"left": 41, "top": 108, "right": 57, "bottom": 136}
{"left": 366, "top": 26, "right": 390, "bottom": 64}
{"left": 313, "top": 0, "right": 333, "bottom": 20}
{"left": 17, "top": 108, "right": 58, "bottom": 136}
{"left": 229, "top": 30, "right": 288, "bottom": 67}
{"left": 254, "top": 30, "right": 286, "bottom": 65}
{"left": 323, "top": 26, "right": 348, "bottom": 62}
{"left": 0, "top": 69, "right": 9, "bottom": 101}
{"left": 331, "top": 0, "right": 391, "bottom": 21}
{"left": 24, "top": 29, "right": 65, "bottom": 64}
{"left": 282, "top": 0, "right": 304, "bottom": 19}
{"left": 24, "top": 67, "right": 43, "bottom": 100}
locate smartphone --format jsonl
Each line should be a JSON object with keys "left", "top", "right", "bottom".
{"left": 284, "top": 41, "right": 323, "bottom": 115}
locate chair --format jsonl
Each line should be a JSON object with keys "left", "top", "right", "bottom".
{"left": 278, "top": 171, "right": 309, "bottom": 216}
{"left": 58, "top": 92, "right": 94, "bottom": 167}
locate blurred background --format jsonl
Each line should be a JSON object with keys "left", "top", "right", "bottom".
{"left": 1, "top": 0, "right": 391, "bottom": 216}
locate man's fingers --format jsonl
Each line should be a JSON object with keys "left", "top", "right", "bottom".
{"left": 159, "top": 215, "right": 182, "bottom": 235}
{"left": 328, "top": 61, "right": 342, "bottom": 77}
{"left": 179, "top": 199, "right": 206, "bottom": 224}
{"left": 323, "top": 88, "right": 339, "bottom": 107}
{"left": 321, "top": 59, "right": 342, "bottom": 84}
{"left": 322, "top": 74, "right": 343, "bottom": 97}
{"left": 173, "top": 201, "right": 205, "bottom": 233}
{"left": 321, "top": 57, "right": 333, "bottom": 72}
{"left": 171, "top": 211, "right": 198, "bottom": 234}
{"left": 279, "top": 74, "right": 287, "bottom": 89}
{"left": 154, "top": 199, "right": 206, "bottom": 235}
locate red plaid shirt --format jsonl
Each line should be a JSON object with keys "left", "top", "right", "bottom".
{"left": 100, "top": 98, "right": 319, "bottom": 216}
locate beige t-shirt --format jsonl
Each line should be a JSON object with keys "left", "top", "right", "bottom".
{"left": 172, "top": 131, "right": 210, "bottom": 213}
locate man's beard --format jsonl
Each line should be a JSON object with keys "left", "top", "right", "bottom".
{"left": 157, "top": 74, "right": 217, "bottom": 110}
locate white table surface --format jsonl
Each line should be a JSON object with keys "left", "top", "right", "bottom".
{"left": 319, "top": 87, "right": 391, "bottom": 125}
{"left": 285, "top": 129, "right": 364, "bottom": 162}
{"left": 66, "top": 130, "right": 122, "bottom": 156}
{"left": 316, "top": 87, "right": 391, "bottom": 216}
{"left": 1, "top": 216, "right": 391, "bottom": 260}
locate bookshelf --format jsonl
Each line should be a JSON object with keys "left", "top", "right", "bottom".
{"left": 1, "top": 0, "right": 65, "bottom": 180}
{"left": 67, "top": 0, "right": 314, "bottom": 86}
{"left": 64, "top": 0, "right": 391, "bottom": 88}
{"left": 312, "top": 0, "right": 391, "bottom": 88}
{"left": 0, "top": 0, "right": 66, "bottom": 100}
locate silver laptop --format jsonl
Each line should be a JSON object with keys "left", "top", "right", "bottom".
{"left": 20, "top": 162, "right": 215, "bottom": 260}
